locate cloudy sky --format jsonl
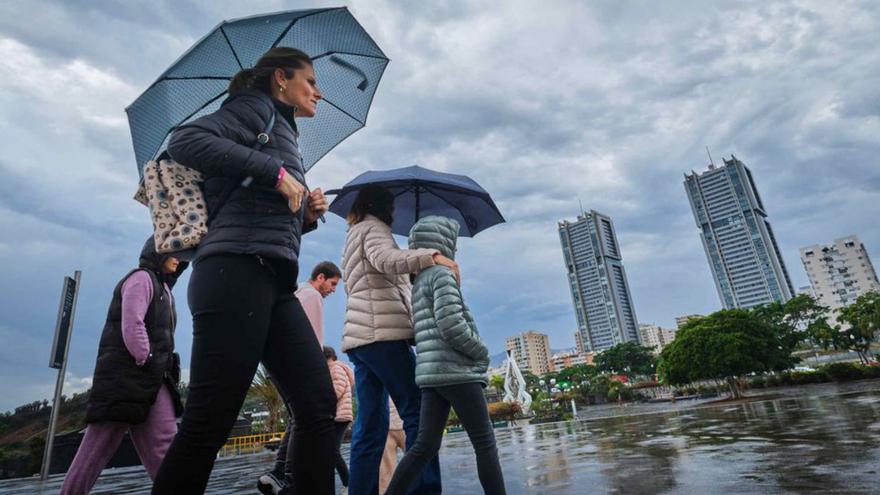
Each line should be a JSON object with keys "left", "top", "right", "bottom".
{"left": 0, "top": 0, "right": 877, "bottom": 412}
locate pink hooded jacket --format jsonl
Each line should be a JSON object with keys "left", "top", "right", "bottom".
{"left": 330, "top": 360, "right": 355, "bottom": 422}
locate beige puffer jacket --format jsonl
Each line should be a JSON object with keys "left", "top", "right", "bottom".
{"left": 341, "top": 215, "right": 437, "bottom": 352}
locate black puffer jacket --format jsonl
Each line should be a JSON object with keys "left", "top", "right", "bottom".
{"left": 167, "top": 89, "right": 316, "bottom": 278}
{"left": 86, "top": 239, "right": 188, "bottom": 424}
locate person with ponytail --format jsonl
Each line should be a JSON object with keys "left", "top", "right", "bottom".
{"left": 151, "top": 47, "right": 337, "bottom": 495}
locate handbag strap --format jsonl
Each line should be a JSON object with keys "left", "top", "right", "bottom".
{"left": 206, "top": 110, "right": 277, "bottom": 226}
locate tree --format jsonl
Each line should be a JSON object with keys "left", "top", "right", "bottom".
{"left": 246, "top": 366, "right": 284, "bottom": 433}
{"left": 658, "top": 309, "right": 791, "bottom": 398}
{"left": 837, "top": 291, "right": 880, "bottom": 364}
{"left": 489, "top": 374, "right": 505, "bottom": 393}
{"left": 594, "top": 342, "right": 656, "bottom": 378}
{"left": 751, "top": 294, "right": 827, "bottom": 361}
{"left": 522, "top": 371, "right": 541, "bottom": 390}
{"left": 555, "top": 364, "right": 599, "bottom": 386}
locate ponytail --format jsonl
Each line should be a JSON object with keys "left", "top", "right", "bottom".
{"left": 228, "top": 47, "right": 312, "bottom": 95}
{"left": 228, "top": 67, "right": 257, "bottom": 95}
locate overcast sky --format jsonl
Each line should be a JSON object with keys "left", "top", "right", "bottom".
{"left": 0, "top": 0, "right": 877, "bottom": 412}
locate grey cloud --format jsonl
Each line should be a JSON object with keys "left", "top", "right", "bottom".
{"left": 1, "top": 0, "right": 879, "bottom": 410}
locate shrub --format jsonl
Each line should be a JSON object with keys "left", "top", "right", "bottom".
{"left": 861, "top": 364, "right": 880, "bottom": 379}
{"left": 823, "top": 362, "right": 865, "bottom": 382}
{"left": 789, "top": 371, "right": 826, "bottom": 385}
{"left": 749, "top": 376, "right": 766, "bottom": 388}
{"left": 487, "top": 401, "right": 521, "bottom": 421}
{"left": 777, "top": 372, "right": 793, "bottom": 386}
{"left": 765, "top": 375, "right": 780, "bottom": 388}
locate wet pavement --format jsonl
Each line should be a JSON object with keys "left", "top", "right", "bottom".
{"left": 2, "top": 380, "right": 879, "bottom": 494}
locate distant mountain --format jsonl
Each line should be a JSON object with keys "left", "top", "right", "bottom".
{"left": 489, "top": 348, "right": 577, "bottom": 369}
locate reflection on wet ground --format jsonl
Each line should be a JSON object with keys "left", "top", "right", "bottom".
{"left": 3, "top": 381, "right": 879, "bottom": 494}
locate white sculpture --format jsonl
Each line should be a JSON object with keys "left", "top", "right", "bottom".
{"left": 502, "top": 350, "right": 532, "bottom": 415}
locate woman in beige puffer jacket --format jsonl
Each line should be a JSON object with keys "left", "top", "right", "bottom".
{"left": 340, "top": 185, "right": 457, "bottom": 494}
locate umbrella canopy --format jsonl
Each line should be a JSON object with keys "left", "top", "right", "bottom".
{"left": 126, "top": 7, "right": 388, "bottom": 177}
{"left": 327, "top": 165, "right": 505, "bottom": 237}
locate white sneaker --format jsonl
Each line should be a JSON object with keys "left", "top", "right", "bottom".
{"left": 257, "top": 472, "right": 285, "bottom": 495}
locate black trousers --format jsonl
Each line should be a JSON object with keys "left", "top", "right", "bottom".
{"left": 384, "top": 383, "right": 506, "bottom": 495}
{"left": 151, "top": 254, "right": 337, "bottom": 494}
{"left": 334, "top": 421, "right": 351, "bottom": 487}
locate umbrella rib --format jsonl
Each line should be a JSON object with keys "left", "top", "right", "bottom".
{"left": 271, "top": 17, "right": 300, "bottom": 49}
{"left": 421, "top": 188, "right": 505, "bottom": 225}
{"left": 321, "top": 98, "right": 365, "bottom": 126}
{"left": 220, "top": 26, "right": 244, "bottom": 69}
{"left": 312, "top": 51, "right": 389, "bottom": 62}
{"left": 162, "top": 76, "right": 233, "bottom": 81}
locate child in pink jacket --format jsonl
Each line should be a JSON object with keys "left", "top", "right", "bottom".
{"left": 325, "top": 346, "right": 355, "bottom": 494}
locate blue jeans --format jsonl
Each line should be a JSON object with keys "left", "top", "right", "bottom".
{"left": 347, "top": 341, "right": 442, "bottom": 495}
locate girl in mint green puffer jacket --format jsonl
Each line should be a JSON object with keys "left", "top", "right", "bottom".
{"left": 383, "top": 216, "right": 506, "bottom": 495}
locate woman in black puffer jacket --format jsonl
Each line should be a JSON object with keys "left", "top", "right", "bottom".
{"left": 151, "top": 47, "right": 338, "bottom": 495}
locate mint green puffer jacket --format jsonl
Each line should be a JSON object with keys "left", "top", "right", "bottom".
{"left": 409, "top": 216, "right": 489, "bottom": 388}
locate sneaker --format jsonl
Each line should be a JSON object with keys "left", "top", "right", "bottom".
{"left": 257, "top": 472, "right": 285, "bottom": 495}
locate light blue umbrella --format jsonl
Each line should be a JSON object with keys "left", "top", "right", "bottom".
{"left": 126, "top": 7, "right": 388, "bottom": 177}
{"left": 327, "top": 165, "right": 506, "bottom": 237}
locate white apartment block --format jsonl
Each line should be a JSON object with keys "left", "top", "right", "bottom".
{"left": 551, "top": 351, "right": 593, "bottom": 371}
{"left": 675, "top": 314, "right": 702, "bottom": 329}
{"left": 505, "top": 331, "right": 553, "bottom": 376}
{"left": 638, "top": 324, "right": 677, "bottom": 354}
{"left": 800, "top": 235, "right": 880, "bottom": 318}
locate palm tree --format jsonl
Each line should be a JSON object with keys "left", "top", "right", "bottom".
{"left": 247, "top": 366, "right": 284, "bottom": 433}
{"left": 489, "top": 374, "right": 505, "bottom": 393}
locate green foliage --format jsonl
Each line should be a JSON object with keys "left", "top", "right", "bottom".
{"left": 522, "top": 371, "right": 541, "bottom": 390}
{"left": 658, "top": 309, "right": 794, "bottom": 387}
{"left": 489, "top": 374, "right": 505, "bottom": 392}
{"left": 555, "top": 364, "right": 599, "bottom": 385}
{"left": 246, "top": 366, "right": 284, "bottom": 432}
{"left": 823, "top": 362, "right": 868, "bottom": 381}
{"left": 447, "top": 408, "right": 459, "bottom": 426}
{"left": 594, "top": 342, "right": 656, "bottom": 378}
{"left": 606, "top": 381, "right": 633, "bottom": 401}
{"left": 837, "top": 291, "right": 880, "bottom": 364}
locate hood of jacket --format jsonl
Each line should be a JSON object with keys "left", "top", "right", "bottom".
{"left": 138, "top": 238, "right": 189, "bottom": 288}
{"left": 408, "top": 216, "right": 460, "bottom": 260}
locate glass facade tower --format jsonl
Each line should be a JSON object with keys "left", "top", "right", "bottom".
{"left": 684, "top": 155, "right": 794, "bottom": 309}
{"left": 559, "top": 210, "right": 641, "bottom": 352}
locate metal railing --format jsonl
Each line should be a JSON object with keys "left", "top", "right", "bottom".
{"left": 217, "top": 431, "right": 285, "bottom": 458}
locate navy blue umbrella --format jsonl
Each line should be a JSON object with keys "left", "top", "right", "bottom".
{"left": 126, "top": 7, "right": 388, "bottom": 177}
{"left": 327, "top": 165, "right": 505, "bottom": 237}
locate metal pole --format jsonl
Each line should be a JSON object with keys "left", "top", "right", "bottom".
{"left": 41, "top": 270, "right": 81, "bottom": 482}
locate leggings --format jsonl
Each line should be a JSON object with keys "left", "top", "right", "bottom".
{"left": 151, "top": 254, "right": 337, "bottom": 494}
{"left": 383, "top": 383, "right": 505, "bottom": 495}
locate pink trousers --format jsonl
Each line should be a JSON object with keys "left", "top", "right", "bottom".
{"left": 59, "top": 385, "right": 177, "bottom": 495}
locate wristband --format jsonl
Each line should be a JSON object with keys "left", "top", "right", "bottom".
{"left": 275, "top": 167, "right": 286, "bottom": 189}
